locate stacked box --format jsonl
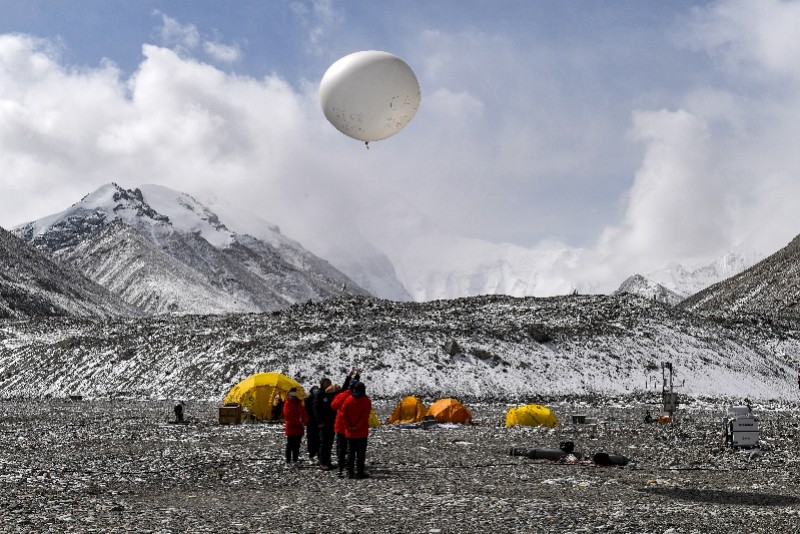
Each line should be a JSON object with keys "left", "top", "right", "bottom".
{"left": 723, "top": 406, "right": 760, "bottom": 448}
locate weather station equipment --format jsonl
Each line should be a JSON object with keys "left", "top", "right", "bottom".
{"left": 659, "top": 362, "right": 679, "bottom": 423}
{"left": 722, "top": 404, "right": 760, "bottom": 448}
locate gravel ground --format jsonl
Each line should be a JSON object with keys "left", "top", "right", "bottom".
{"left": 2, "top": 398, "right": 800, "bottom": 533}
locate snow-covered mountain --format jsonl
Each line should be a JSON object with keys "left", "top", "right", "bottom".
{"left": 1, "top": 293, "right": 798, "bottom": 400}
{"left": 13, "top": 183, "right": 370, "bottom": 314}
{"left": 336, "top": 196, "right": 761, "bottom": 302}
{"left": 199, "top": 195, "right": 413, "bottom": 302}
{"left": 0, "top": 225, "right": 136, "bottom": 318}
{"left": 54, "top": 220, "right": 256, "bottom": 314}
{"left": 397, "top": 235, "right": 586, "bottom": 300}
{"left": 614, "top": 274, "right": 684, "bottom": 306}
{"left": 613, "top": 249, "right": 762, "bottom": 306}
{"left": 644, "top": 249, "right": 763, "bottom": 299}
{"left": 680, "top": 233, "right": 800, "bottom": 318}
{"left": 366, "top": 230, "right": 586, "bottom": 301}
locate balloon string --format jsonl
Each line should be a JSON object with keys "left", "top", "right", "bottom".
{"left": 365, "top": 142, "right": 370, "bottom": 150}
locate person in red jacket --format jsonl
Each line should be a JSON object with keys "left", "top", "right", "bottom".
{"left": 339, "top": 381, "right": 372, "bottom": 479}
{"left": 330, "top": 382, "right": 353, "bottom": 476}
{"left": 282, "top": 388, "right": 308, "bottom": 464}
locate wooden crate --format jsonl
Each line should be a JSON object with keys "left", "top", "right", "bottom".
{"left": 218, "top": 404, "right": 242, "bottom": 425}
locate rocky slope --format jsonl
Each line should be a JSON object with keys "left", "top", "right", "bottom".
{"left": 1, "top": 294, "right": 798, "bottom": 400}
{"left": 680, "top": 233, "right": 800, "bottom": 318}
{"left": 0, "top": 226, "right": 137, "bottom": 319}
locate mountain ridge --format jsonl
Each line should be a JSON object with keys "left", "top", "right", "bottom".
{"left": 680, "top": 234, "right": 800, "bottom": 318}
{"left": 13, "top": 183, "right": 370, "bottom": 314}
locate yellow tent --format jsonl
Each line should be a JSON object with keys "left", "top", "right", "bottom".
{"left": 505, "top": 404, "right": 559, "bottom": 428}
{"left": 223, "top": 372, "right": 307, "bottom": 422}
{"left": 387, "top": 395, "right": 427, "bottom": 424}
{"left": 369, "top": 409, "right": 381, "bottom": 428}
{"left": 426, "top": 398, "right": 472, "bottom": 424}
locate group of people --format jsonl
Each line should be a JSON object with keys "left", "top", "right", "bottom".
{"left": 281, "top": 369, "right": 372, "bottom": 479}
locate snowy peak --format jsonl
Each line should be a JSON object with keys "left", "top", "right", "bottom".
{"left": 105, "top": 184, "right": 170, "bottom": 226}
{"left": 136, "top": 184, "right": 237, "bottom": 248}
{"left": 15, "top": 182, "right": 248, "bottom": 253}
{"left": 15, "top": 183, "right": 171, "bottom": 254}
{"left": 13, "top": 183, "right": 370, "bottom": 314}
{"left": 645, "top": 249, "right": 763, "bottom": 298}
{"left": 614, "top": 274, "right": 683, "bottom": 306}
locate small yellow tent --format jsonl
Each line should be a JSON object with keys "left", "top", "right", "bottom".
{"left": 387, "top": 396, "right": 427, "bottom": 424}
{"left": 223, "top": 372, "right": 307, "bottom": 422}
{"left": 369, "top": 409, "right": 381, "bottom": 428}
{"left": 426, "top": 398, "right": 472, "bottom": 424}
{"left": 505, "top": 404, "right": 559, "bottom": 428}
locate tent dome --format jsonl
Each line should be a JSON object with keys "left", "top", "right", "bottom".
{"left": 426, "top": 398, "right": 472, "bottom": 424}
{"left": 387, "top": 395, "right": 427, "bottom": 424}
{"left": 505, "top": 404, "right": 559, "bottom": 428}
{"left": 223, "top": 372, "right": 307, "bottom": 422}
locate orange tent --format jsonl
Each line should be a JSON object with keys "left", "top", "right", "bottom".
{"left": 426, "top": 398, "right": 472, "bottom": 424}
{"left": 387, "top": 396, "right": 427, "bottom": 424}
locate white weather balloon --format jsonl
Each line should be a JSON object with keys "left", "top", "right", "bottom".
{"left": 319, "top": 50, "right": 420, "bottom": 144}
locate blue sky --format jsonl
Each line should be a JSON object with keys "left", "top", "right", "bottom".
{"left": 2, "top": 1, "right": 800, "bottom": 294}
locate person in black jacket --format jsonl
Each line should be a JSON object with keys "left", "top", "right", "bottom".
{"left": 314, "top": 369, "right": 358, "bottom": 469}
{"left": 305, "top": 385, "right": 320, "bottom": 462}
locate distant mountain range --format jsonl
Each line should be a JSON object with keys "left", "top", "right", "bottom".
{"left": 613, "top": 249, "right": 764, "bottom": 306}
{"left": 5, "top": 182, "right": 765, "bottom": 313}
{"left": 11, "top": 183, "right": 369, "bottom": 315}
{"left": 3, "top": 183, "right": 800, "bottom": 399}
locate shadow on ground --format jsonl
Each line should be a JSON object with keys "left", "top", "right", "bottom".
{"left": 640, "top": 487, "right": 800, "bottom": 506}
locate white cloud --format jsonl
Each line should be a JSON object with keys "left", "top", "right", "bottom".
{"left": 598, "top": 109, "right": 729, "bottom": 274}
{"left": 686, "top": 0, "right": 800, "bottom": 81}
{"left": 582, "top": 0, "right": 800, "bottom": 289}
{"left": 0, "top": 33, "right": 383, "bottom": 269}
{"left": 154, "top": 11, "right": 200, "bottom": 54}
{"left": 153, "top": 11, "right": 241, "bottom": 66}
{"left": 203, "top": 41, "right": 241, "bottom": 63}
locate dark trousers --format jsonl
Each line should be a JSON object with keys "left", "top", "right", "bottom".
{"left": 319, "top": 425, "right": 335, "bottom": 466}
{"left": 306, "top": 424, "right": 320, "bottom": 459}
{"left": 336, "top": 432, "right": 348, "bottom": 470}
{"left": 285, "top": 435, "right": 302, "bottom": 462}
{"left": 346, "top": 437, "right": 368, "bottom": 476}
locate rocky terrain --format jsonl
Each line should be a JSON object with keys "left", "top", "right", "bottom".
{"left": 3, "top": 397, "right": 800, "bottom": 533}
{"left": 2, "top": 294, "right": 800, "bottom": 401}
{"left": 0, "top": 226, "right": 137, "bottom": 319}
